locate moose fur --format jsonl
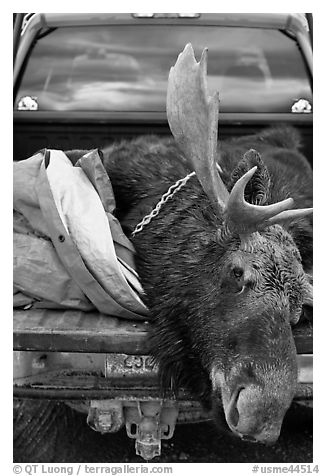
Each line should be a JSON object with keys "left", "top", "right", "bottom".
{"left": 65, "top": 124, "right": 312, "bottom": 444}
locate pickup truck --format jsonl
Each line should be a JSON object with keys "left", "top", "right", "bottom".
{"left": 13, "top": 13, "right": 313, "bottom": 461}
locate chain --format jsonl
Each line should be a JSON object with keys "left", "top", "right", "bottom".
{"left": 131, "top": 171, "right": 196, "bottom": 237}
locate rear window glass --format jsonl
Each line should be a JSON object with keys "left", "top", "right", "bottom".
{"left": 15, "top": 25, "right": 312, "bottom": 113}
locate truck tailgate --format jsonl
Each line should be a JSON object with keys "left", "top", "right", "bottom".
{"left": 13, "top": 308, "right": 312, "bottom": 354}
{"left": 13, "top": 309, "right": 150, "bottom": 354}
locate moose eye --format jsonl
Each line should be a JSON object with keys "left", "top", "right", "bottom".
{"left": 221, "top": 265, "right": 246, "bottom": 294}
{"left": 232, "top": 267, "right": 244, "bottom": 279}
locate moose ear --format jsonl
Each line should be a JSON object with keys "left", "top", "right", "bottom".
{"left": 228, "top": 149, "right": 271, "bottom": 206}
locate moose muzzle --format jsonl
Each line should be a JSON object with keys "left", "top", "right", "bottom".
{"left": 211, "top": 354, "right": 298, "bottom": 445}
{"left": 225, "top": 383, "right": 289, "bottom": 444}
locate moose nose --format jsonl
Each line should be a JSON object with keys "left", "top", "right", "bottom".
{"left": 226, "top": 385, "right": 243, "bottom": 428}
{"left": 225, "top": 385, "right": 282, "bottom": 445}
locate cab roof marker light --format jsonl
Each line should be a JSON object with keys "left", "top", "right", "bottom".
{"left": 132, "top": 13, "right": 200, "bottom": 19}
{"left": 177, "top": 13, "right": 201, "bottom": 18}
{"left": 132, "top": 13, "right": 155, "bottom": 18}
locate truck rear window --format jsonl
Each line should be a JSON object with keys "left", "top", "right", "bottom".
{"left": 15, "top": 25, "right": 312, "bottom": 114}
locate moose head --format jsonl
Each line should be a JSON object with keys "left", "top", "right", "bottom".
{"left": 150, "top": 44, "right": 313, "bottom": 444}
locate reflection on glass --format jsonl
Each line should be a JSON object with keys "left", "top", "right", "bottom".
{"left": 16, "top": 25, "right": 312, "bottom": 113}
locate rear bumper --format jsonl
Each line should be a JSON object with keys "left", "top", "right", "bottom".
{"left": 13, "top": 350, "right": 312, "bottom": 460}
{"left": 13, "top": 350, "right": 313, "bottom": 402}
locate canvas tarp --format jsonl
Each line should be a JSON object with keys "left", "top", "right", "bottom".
{"left": 13, "top": 149, "right": 149, "bottom": 320}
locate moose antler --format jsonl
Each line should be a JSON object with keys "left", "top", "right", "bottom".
{"left": 167, "top": 44, "right": 313, "bottom": 235}
{"left": 167, "top": 43, "right": 229, "bottom": 212}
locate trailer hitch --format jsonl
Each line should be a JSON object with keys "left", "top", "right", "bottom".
{"left": 125, "top": 401, "right": 179, "bottom": 460}
{"left": 87, "top": 400, "right": 124, "bottom": 434}
{"left": 87, "top": 399, "right": 179, "bottom": 460}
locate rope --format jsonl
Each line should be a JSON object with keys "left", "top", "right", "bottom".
{"left": 131, "top": 172, "right": 196, "bottom": 237}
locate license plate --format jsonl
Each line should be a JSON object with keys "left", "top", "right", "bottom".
{"left": 105, "top": 353, "right": 159, "bottom": 378}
